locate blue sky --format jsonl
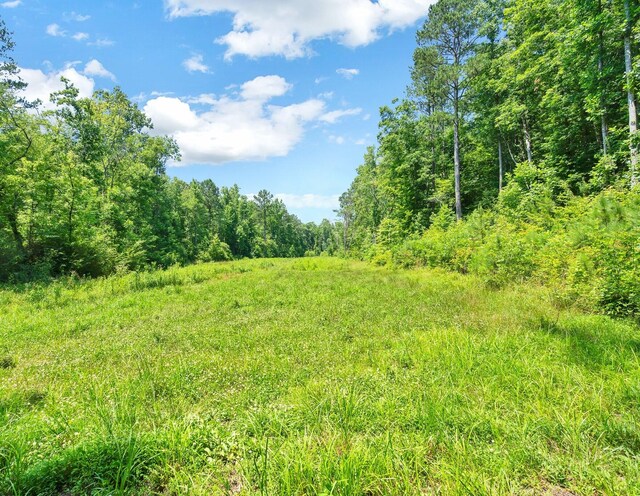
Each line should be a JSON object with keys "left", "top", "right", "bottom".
{"left": 2, "top": 0, "right": 431, "bottom": 222}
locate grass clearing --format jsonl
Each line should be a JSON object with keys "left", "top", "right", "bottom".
{"left": 1, "top": 258, "right": 639, "bottom": 495}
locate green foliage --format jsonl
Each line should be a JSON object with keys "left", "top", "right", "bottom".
{"left": 198, "top": 234, "right": 232, "bottom": 263}
{"left": 380, "top": 189, "right": 640, "bottom": 319}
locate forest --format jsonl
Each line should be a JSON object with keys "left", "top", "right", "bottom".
{"left": 0, "top": 18, "right": 339, "bottom": 283}
{"left": 337, "top": 0, "right": 640, "bottom": 319}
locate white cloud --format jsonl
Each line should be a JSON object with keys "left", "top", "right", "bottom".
{"left": 143, "top": 75, "right": 329, "bottom": 165}
{"left": 328, "top": 135, "right": 345, "bottom": 145}
{"left": 64, "top": 12, "right": 91, "bottom": 22}
{"left": 336, "top": 68, "right": 359, "bottom": 79}
{"left": 144, "top": 97, "right": 200, "bottom": 134}
{"left": 132, "top": 90, "right": 175, "bottom": 103}
{"left": 18, "top": 66, "right": 95, "bottom": 109}
{"left": 89, "top": 38, "right": 115, "bottom": 47}
{"left": 164, "top": 0, "right": 432, "bottom": 59}
{"left": 151, "top": 91, "right": 175, "bottom": 97}
{"left": 275, "top": 193, "right": 340, "bottom": 209}
{"left": 183, "top": 54, "right": 210, "bottom": 74}
{"left": 45, "top": 23, "right": 92, "bottom": 42}
{"left": 46, "top": 24, "right": 66, "bottom": 37}
{"left": 1, "top": 1, "right": 22, "bottom": 8}
{"left": 319, "top": 107, "right": 362, "bottom": 124}
{"left": 186, "top": 93, "right": 218, "bottom": 105}
{"left": 83, "top": 59, "right": 116, "bottom": 81}
{"left": 240, "top": 75, "right": 291, "bottom": 100}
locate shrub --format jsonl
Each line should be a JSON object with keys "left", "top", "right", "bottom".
{"left": 377, "top": 188, "right": 640, "bottom": 319}
{"left": 199, "top": 235, "right": 233, "bottom": 262}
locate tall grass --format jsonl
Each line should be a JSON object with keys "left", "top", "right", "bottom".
{"left": 0, "top": 258, "right": 638, "bottom": 494}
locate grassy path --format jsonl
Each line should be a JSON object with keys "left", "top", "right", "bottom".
{"left": 1, "top": 258, "right": 639, "bottom": 495}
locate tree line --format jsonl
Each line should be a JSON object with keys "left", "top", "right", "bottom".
{"left": 0, "top": 19, "right": 340, "bottom": 282}
{"left": 339, "top": 0, "right": 640, "bottom": 318}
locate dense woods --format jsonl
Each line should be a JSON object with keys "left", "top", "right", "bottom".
{"left": 0, "top": 18, "right": 340, "bottom": 282}
{"left": 339, "top": 0, "right": 640, "bottom": 318}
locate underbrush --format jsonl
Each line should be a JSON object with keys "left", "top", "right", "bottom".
{"left": 371, "top": 189, "right": 640, "bottom": 319}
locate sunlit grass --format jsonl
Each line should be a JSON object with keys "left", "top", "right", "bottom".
{"left": 1, "top": 258, "right": 639, "bottom": 495}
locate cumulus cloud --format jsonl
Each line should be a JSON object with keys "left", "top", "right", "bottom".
{"left": 164, "top": 0, "right": 432, "bottom": 59}
{"left": 1, "top": 1, "right": 22, "bottom": 8}
{"left": 72, "top": 32, "right": 89, "bottom": 41}
{"left": 46, "top": 24, "right": 66, "bottom": 37}
{"left": 336, "top": 68, "right": 359, "bottom": 80}
{"left": 144, "top": 97, "right": 200, "bottom": 135}
{"left": 83, "top": 59, "right": 116, "bottom": 81}
{"left": 143, "top": 75, "right": 358, "bottom": 165}
{"left": 18, "top": 66, "right": 95, "bottom": 109}
{"left": 275, "top": 193, "right": 340, "bottom": 209}
{"left": 183, "top": 54, "right": 210, "bottom": 74}
{"left": 240, "top": 75, "right": 291, "bottom": 100}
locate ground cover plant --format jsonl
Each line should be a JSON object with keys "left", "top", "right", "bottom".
{"left": 1, "top": 258, "right": 639, "bottom": 495}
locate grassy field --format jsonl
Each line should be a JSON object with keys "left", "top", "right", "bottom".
{"left": 0, "top": 258, "right": 639, "bottom": 495}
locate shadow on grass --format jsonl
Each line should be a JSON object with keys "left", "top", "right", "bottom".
{"left": 1, "top": 436, "right": 161, "bottom": 496}
{"left": 538, "top": 315, "right": 640, "bottom": 370}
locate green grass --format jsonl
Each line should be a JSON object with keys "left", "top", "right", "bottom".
{"left": 1, "top": 258, "right": 639, "bottom": 495}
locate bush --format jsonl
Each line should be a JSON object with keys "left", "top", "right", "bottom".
{"left": 596, "top": 231, "right": 640, "bottom": 318}
{"left": 378, "top": 188, "right": 640, "bottom": 320}
{"left": 199, "top": 235, "right": 233, "bottom": 262}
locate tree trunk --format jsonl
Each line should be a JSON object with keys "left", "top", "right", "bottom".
{"left": 601, "top": 116, "right": 609, "bottom": 156}
{"left": 506, "top": 140, "right": 518, "bottom": 165}
{"left": 625, "top": 0, "right": 638, "bottom": 187}
{"left": 453, "top": 86, "right": 462, "bottom": 221}
{"left": 498, "top": 139, "right": 504, "bottom": 192}
{"left": 523, "top": 116, "right": 533, "bottom": 165}
{"left": 598, "top": 5, "right": 609, "bottom": 156}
